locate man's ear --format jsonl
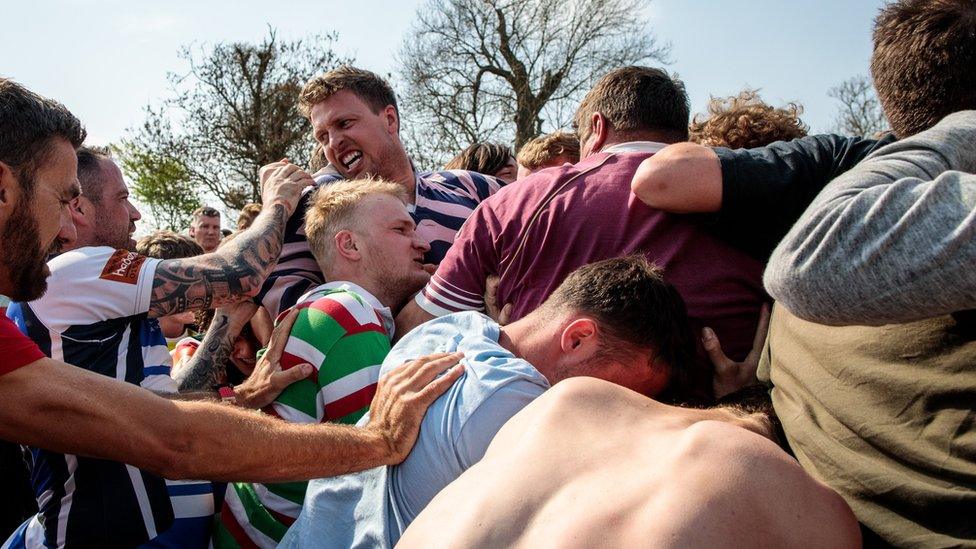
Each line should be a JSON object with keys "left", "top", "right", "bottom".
{"left": 588, "top": 112, "right": 609, "bottom": 153}
{"left": 0, "top": 161, "right": 18, "bottom": 208}
{"left": 559, "top": 317, "right": 599, "bottom": 354}
{"left": 70, "top": 196, "right": 91, "bottom": 228}
{"left": 383, "top": 105, "right": 400, "bottom": 134}
{"left": 334, "top": 229, "right": 362, "bottom": 261}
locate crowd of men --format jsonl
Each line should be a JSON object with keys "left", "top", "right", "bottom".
{"left": 0, "top": 0, "right": 974, "bottom": 546}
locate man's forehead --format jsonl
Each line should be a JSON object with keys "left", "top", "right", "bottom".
{"left": 311, "top": 91, "right": 375, "bottom": 123}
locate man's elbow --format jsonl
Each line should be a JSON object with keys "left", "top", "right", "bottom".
{"left": 631, "top": 157, "right": 671, "bottom": 208}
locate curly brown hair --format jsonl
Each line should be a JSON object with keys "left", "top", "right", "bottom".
{"left": 689, "top": 90, "right": 808, "bottom": 149}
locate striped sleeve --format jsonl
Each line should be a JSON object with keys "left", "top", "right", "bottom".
{"left": 268, "top": 291, "right": 389, "bottom": 425}
{"left": 255, "top": 187, "right": 326, "bottom": 316}
{"left": 415, "top": 199, "right": 501, "bottom": 317}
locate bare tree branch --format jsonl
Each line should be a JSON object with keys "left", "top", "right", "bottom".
{"left": 397, "top": 0, "right": 669, "bottom": 168}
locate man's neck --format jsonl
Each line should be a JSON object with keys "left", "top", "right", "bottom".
{"left": 323, "top": 270, "right": 390, "bottom": 309}
{"left": 384, "top": 152, "right": 418, "bottom": 201}
{"left": 498, "top": 314, "right": 556, "bottom": 371}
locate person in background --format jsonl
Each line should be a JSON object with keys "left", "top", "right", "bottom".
{"left": 236, "top": 203, "right": 262, "bottom": 231}
{"left": 189, "top": 205, "right": 223, "bottom": 253}
{"left": 136, "top": 230, "right": 204, "bottom": 350}
{"left": 688, "top": 89, "right": 808, "bottom": 149}
{"left": 444, "top": 142, "right": 518, "bottom": 184}
{"left": 515, "top": 131, "right": 580, "bottom": 179}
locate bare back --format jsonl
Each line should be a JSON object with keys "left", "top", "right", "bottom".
{"left": 398, "top": 378, "right": 860, "bottom": 548}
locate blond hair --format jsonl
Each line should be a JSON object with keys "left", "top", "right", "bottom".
{"left": 516, "top": 131, "right": 580, "bottom": 170}
{"left": 305, "top": 177, "right": 408, "bottom": 270}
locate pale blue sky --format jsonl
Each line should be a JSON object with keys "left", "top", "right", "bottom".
{"left": 4, "top": 0, "right": 886, "bottom": 145}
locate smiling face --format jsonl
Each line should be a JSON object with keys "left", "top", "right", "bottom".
{"left": 310, "top": 90, "right": 404, "bottom": 182}
{"left": 355, "top": 194, "right": 431, "bottom": 309}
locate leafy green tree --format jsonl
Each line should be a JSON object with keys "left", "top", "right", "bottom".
{"left": 113, "top": 142, "right": 200, "bottom": 231}
{"left": 125, "top": 28, "right": 351, "bottom": 210}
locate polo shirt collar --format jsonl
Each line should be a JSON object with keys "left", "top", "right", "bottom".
{"left": 305, "top": 280, "right": 395, "bottom": 339}
{"left": 601, "top": 141, "right": 670, "bottom": 154}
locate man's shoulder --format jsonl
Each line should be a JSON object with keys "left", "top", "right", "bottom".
{"left": 292, "top": 286, "right": 385, "bottom": 336}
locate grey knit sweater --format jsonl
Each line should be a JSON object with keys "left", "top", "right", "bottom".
{"left": 764, "top": 110, "right": 976, "bottom": 325}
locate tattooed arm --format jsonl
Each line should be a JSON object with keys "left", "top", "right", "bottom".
{"left": 173, "top": 303, "right": 250, "bottom": 392}
{"left": 147, "top": 162, "right": 313, "bottom": 318}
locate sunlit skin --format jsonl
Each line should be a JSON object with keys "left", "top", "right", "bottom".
{"left": 327, "top": 193, "right": 431, "bottom": 311}
{"left": 73, "top": 158, "right": 141, "bottom": 251}
{"left": 189, "top": 214, "right": 222, "bottom": 253}
{"left": 30, "top": 141, "right": 81, "bottom": 253}
{"left": 310, "top": 90, "right": 416, "bottom": 198}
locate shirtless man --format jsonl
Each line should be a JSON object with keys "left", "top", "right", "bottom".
{"left": 401, "top": 378, "right": 861, "bottom": 548}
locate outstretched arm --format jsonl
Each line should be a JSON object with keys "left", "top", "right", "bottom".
{"left": 0, "top": 348, "right": 464, "bottom": 482}
{"left": 148, "top": 162, "right": 313, "bottom": 318}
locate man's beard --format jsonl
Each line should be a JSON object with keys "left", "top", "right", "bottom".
{"left": 1, "top": 203, "right": 57, "bottom": 302}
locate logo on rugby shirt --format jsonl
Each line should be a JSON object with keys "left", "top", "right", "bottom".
{"left": 99, "top": 249, "right": 148, "bottom": 284}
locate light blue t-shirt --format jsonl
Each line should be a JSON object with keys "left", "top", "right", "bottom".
{"left": 280, "top": 311, "right": 550, "bottom": 548}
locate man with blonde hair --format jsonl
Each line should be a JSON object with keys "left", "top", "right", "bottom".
{"left": 515, "top": 130, "right": 581, "bottom": 179}
{"left": 216, "top": 177, "right": 433, "bottom": 547}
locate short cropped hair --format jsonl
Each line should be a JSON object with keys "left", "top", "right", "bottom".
{"left": 76, "top": 146, "right": 113, "bottom": 203}
{"left": 136, "top": 230, "right": 204, "bottom": 259}
{"left": 191, "top": 206, "right": 221, "bottom": 225}
{"left": 443, "top": 142, "right": 513, "bottom": 175}
{"left": 304, "top": 177, "right": 408, "bottom": 270}
{"left": 236, "top": 203, "right": 262, "bottom": 231}
{"left": 542, "top": 255, "right": 709, "bottom": 404}
{"left": 573, "top": 66, "right": 690, "bottom": 144}
{"left": 0, "top": 78, "right": 86, "bottom": 196}
{"left": 516, "top": 131, "right": 581, "bottom": 170}
{"left": 299, "top": 66, "right": 398, "bottom": 118}
{"left": 689, "top": 90, "right": 808, "bottom": 149}
{"left": 872, "top": 0, "right": 976, "bottom": 137}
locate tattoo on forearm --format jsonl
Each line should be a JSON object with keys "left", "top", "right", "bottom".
{"left": 173, "top": 312, "right": 236, "bottom": 392}
{"left": 149, "top": 203, "right": 288, "bottom": 317}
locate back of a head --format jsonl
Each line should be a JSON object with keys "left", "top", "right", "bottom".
{"left": 689, "top": 90, "right": 808, "bottom": 149}
{"left": 136, "top": 230, "right": 204, "bottom": 260}
{"left": 75, "top": 145, "right": 113, "bottom": 201}
{"left": 544, "top": 255, "right": 711, "bottom": 404}
{"left": 236, "top": 203, "right": 262, "bottom": 231}
{"left": 871, "top": 0, "right": 976, "bottom": 137}
{"left": 444, "top": 142, "right": 513, "bottom": 174}
{"left": 516, "top": 131, "right": 581, "bottom": 170}
{"left": 0, "top": 78, "right": 86, "bottom": 195}
{"left": 573, "top": 66, "right": 690, "bottom": 143}
{"left": 299, "top": 66, "right": 399, "bottom": 118}
{"left": 304, "top": 177, "right": 409, "bottom": 270}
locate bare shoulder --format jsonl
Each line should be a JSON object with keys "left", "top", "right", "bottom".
{"left": 664, "top": 420, "right": 862, "bottom": 548}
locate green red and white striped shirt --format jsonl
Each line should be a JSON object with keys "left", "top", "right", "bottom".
{"left": 213, "top": 282, "right": 393, "bottom": 548}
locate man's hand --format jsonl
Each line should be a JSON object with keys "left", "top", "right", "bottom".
{"left": 484, "top": 275, "right": 513, "bottom": 325}
{"left": 234, "top": 309, "right": 313, "bottom": 409}
{"left": 706, "top": 303, "right": 771, "bottom": 399}
{"left": 259, "top": 159, "right": 314, "bottom": 215}
{"left": 365, "top": 352, "right": 465, "bottom": 463}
